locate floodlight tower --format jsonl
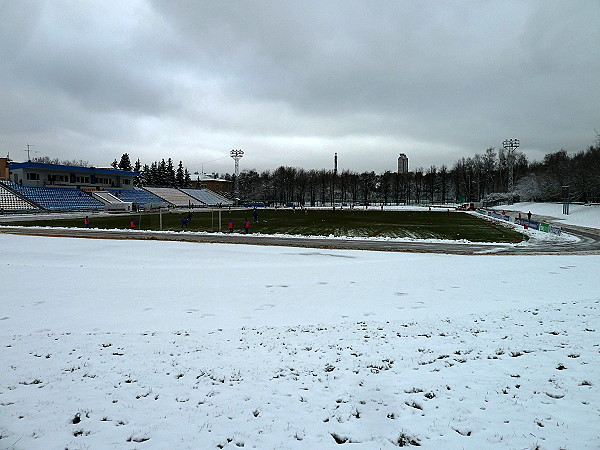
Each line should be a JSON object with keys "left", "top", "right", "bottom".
{"left": 230, "top": 149, "right": 244, "bottom": 205}
{"left": 502, "top": 138, "right": 519, "bottom": 204}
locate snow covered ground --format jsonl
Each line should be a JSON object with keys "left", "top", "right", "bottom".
{"left": 493, "top": 202, "right": 599, "bottom": 230}
{"left": 1, "top": 205, "right": 599, "bottom": 449}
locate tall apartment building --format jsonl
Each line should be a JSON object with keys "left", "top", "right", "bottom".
{"left": 397, "top": 153, "right": 409, "bottom": 173}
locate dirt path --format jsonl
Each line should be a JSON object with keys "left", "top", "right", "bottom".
{"left": 1, "top": 223, "right": 599, "bottom": 255}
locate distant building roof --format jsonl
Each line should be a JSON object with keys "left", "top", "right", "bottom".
{"left": 8, "top": 161, "right": 139, "bottom": 176}
{"left": 200, "top": 176, "right": 230, "bottom": 183}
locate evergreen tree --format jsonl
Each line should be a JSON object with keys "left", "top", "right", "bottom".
{"left": 166, "top": 158, "right": 176, "bottom": 187}
{"left": 133, "top": 158, "right": 142, "bottom": 186}
{"left": 151, "top": 161, "right": 160, "bottom": 186}
{"left": 140, "top": 164, "right": 150, "bottom": 186}
{"left": 158, "top": 159, "right": 167, "bottom": 186}
{"left": 176, "top": 161, "right": 185, "bottom": 188}
{"left": 118, "top": 153, "right": 132, "bottom": 171}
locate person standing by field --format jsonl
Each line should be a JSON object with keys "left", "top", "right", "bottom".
{"left": 84, "top": 216, "right": 90, "bottom": 228}
{"left": 244, "top": 218, "right": 251, "bottom": 234}
{"left": 130, "top": 219, "right": 136, "bottom": 229}
{"left": 228, "top": 219, "right": 234, "bottom": 233}
{"left": 527, "top": 211, "right": 532, "bottom": 221}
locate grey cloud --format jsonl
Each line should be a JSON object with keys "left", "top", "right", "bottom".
{"left": 3, "top": 1, "right": 183, "bottom": 116}
{"left": 1, "top": 0, "right": 599, "bottom": 171}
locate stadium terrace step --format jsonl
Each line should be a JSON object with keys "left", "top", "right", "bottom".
{"left": 141, "top": 186, "right": 204, "bottom": 207}
{"left": 181, "top": 188, "right": 233, "bottom": 206}
{"left": 0, "top": 181, "right": 40, "bottom": 211}
{"left": 105, "top": 187, "right": 165, "bottom": 208}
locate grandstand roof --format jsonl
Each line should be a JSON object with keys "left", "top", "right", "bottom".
{"left": 8, "top": 161, "right": 138, "bottom": 176}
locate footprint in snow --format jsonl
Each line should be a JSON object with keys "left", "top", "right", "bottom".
{"left": 255, "top": 304, "right": 275, "bottom": 311}
{"left": 0, "top": 316, "right": 9, "bottom": 320}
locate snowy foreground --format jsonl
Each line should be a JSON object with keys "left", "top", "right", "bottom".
{"left": 1, "top": 230, "right": 599, "bottom": 449}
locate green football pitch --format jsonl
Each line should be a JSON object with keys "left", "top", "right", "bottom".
{"left": 9, "top": 209, "right": 525, "bottom": 243}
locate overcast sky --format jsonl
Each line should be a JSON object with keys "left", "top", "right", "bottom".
{"left": 1, "top": 1, "right": 599, "bottom": 175}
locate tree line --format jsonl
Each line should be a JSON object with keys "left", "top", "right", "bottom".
{"left": 112, "top": 154, "right": 192, "bottom": 188}
{"left": 32, "top": 156, "right": 90, "bottom": 167}
{"left": 112, "top": 137, "right": 600, "bottom": 205}
{"left": 230, "top": 143, "right": 599, "bottom": 206}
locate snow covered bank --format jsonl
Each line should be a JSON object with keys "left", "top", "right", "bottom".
{"left": 496, "top": 202, "right": 600, "bottom": 230}
{"left": 1, "top": 234, "right": 599, "bottom": 448}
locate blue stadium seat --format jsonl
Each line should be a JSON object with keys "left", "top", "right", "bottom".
{"left": 1, "top": 181, "right": 104, "bottom": 210}
{"left": 106, "top": 187, "right": 165, "bottom": 207}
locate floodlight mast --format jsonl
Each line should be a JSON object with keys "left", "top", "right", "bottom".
{"left": 230, "top": 149, "right": 244, "bottom": 205}
{"left": 502, "top": 138, "right": 519, "bottom": 205}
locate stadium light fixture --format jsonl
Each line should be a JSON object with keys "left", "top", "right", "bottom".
{"left": 502, "top": 138, "right": 519, "bottom": 204}
{"left": 230, "top": 149, "right": 244, "bottom": 205}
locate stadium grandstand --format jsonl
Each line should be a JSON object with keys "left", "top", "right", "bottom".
{"left": 91, "top": 190, "right": 133, "bottom": 212}
{"left": 105, "top": 187, "right": 166, "bottom": 209}
{"left": 92, "top": 190, "right": 124, "bottom": 205}
{"left": 142, "top": 186, "right": 204, "bottom": 207}
{"left": 0, "top": 159, "right": 140, "bottom": 212}
{"left": 0, "top": 180, "right": 104, "bottom": 211}
{"left": 181, "top": 188, "right": 233, "bottom": 206}
{"left": 0, "top": 181, "right": 39, "bottom": 212}
{"left": 0, "top": 159, "right": 233, "bottom": 213}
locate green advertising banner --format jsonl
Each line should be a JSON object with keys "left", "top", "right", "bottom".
{"left": 539, "top": 222, "right": 549, "bottom": 232}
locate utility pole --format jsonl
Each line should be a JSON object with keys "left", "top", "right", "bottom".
{"left": 562, "top": 185, "right": 570, "bottom": 215}
{"left": 332, "top": 153, "right": 337, "bottom": 211}
{"left": 230, "top": 149, "right": 244, "bottom": 206}
{"left": 502, "top": 138, "right": 519, "bottom": 205}
{"left": 25, "top": 144, "right": 35, "bottom": 162}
